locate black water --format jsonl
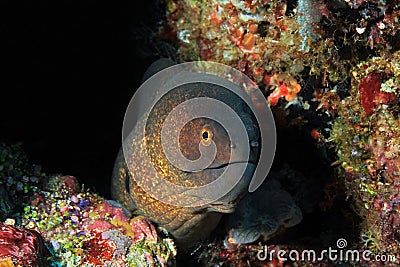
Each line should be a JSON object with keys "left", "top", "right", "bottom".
{"left": 0, "top": 0, "right": 162, "bottom": 197}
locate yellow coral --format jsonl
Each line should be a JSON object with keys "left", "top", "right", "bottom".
{"left": 0, "top": 258, "right": 15, "bottom": 267}
{"left": 111, "top": 218, "right": 135, "bottom": 238}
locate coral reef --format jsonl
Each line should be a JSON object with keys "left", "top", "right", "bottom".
{"left": 22, "top": 176, "right": 177, "bottom": 266}
{"left": 163, "top": 0, "right": 333, "bottom": 106}
{"left": 331, "top": 51, "right": 400, "bottom": 262}
{"left": 162, "top": 0, "right": 400, "bottom": 107}
{"left": 0, "top": 144, "right": 176, "bottom": 267}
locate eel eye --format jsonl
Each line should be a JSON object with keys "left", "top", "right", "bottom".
{"left": 201, "top": 126, "right": 213, "bottom": 146}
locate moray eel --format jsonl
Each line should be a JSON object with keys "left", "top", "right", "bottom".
{"left": 111, "top": 59, "right": 260, "bottom": 247}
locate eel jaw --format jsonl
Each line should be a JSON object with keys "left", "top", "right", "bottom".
{"left": 207, "top": 201, "right": 237, "bottom": 213}
{"left": 204, "top": 162, "right": 256, "bottom": 214}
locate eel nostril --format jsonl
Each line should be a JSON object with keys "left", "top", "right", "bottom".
{"left": 250, "top": 141, "right": 259, "bottom": 147}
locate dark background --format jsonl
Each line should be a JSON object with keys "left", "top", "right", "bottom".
{"left": 0, "top": 0, "right": 163, "bottom": 197}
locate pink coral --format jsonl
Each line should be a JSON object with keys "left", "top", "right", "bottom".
{"left": 88, "top": 219, "right": 114, "bottom": 232}
{"left": 96, "top": 201, "right": 130, "bottom": 223}
{"left": 131, "top": 217, "right": 158, "bottom": 243}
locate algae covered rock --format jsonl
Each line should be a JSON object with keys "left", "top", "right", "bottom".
{"left": 331, "top": 52, "right": 400, "bottom": 262}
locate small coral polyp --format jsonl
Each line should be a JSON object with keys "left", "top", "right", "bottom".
{"left": 331, "top": 52, "right": 400, "bottom": 261}
{"left": 263, "top": 72, "right": 301, "bottom": 106}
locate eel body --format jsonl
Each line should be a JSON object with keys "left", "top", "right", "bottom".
{"left": 111, "top": 59, "right": 260, "bottom": 246}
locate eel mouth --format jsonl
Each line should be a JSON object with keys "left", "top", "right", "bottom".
{"left": 179, "top": 161, "right": 256, "bottom": 211}
{"left": 206, "top": 160, "right": 256, "bottom": 170}
{"left": 183, "top": 160, "right": 256, "bottom": 173}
